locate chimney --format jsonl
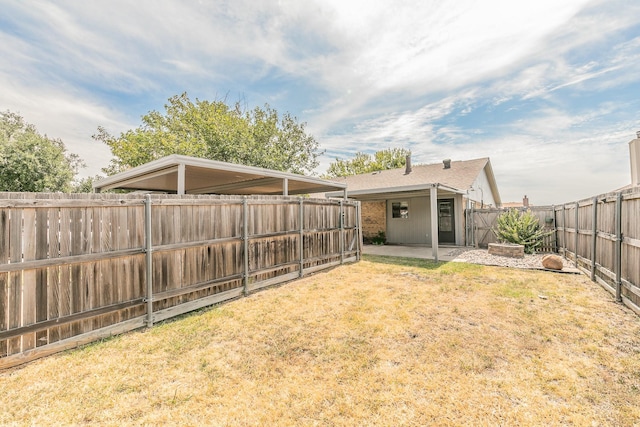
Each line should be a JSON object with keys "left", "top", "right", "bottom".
{"left": 523, "top": 195, "right": 529, "bottom": 207}
{"left": 631, "top": 132, "right": 640, "bottom": 186}
{"left": 443, "top": 158, "right": 451, "bottom": 169}
{"left": 405, "top": 154, "right": 412, "bottom": 174}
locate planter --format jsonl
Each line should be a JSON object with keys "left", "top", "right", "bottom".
{"left": 488, "top": 243, "right": 525, "bottom": 258}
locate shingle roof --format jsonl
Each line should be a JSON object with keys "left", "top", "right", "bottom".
{"left": 330, "top": 157, "right": 491, "bottom": 192}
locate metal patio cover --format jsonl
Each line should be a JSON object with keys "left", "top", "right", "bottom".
{"left": 93, "top": 154, "right": 346, "bottom": 196}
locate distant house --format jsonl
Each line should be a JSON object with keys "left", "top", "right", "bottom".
{"left": 326, "top": 157, "right": 501, "bottom": 256}
{"left": 502, "top": 195, "right": 530, "bottom": 208}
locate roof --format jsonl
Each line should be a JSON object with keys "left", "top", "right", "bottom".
{"left": 93, "top": 155, "right": 346, "bottom": 196}
{"left": 502, "top": 202, "right": 526, "bottom": 208}
{"left": 326, "top": 157, "right": 501, "bottom": 204}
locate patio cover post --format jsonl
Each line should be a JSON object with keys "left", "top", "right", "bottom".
{"left": 430, "top": 185, "right": 439, "bottom": 262}
{"left": 283, "top": 178, "right": 288, "bottom": 196}
{"left": 177, "top": 163, "right": 186, "bottom": 195}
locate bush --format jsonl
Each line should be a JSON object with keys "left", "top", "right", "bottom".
{"left": 371, "top": 231, "right": 386, "bottom": 245}
{"left": 493, "top": 209, "right": 551, "bottom": 254}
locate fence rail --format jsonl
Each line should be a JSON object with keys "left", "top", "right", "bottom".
{"left": 0, "top": 193, "right": 361, "bottom": 369}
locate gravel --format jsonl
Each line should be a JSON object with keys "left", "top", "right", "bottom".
{"left": 448, "top": 248, "right": 546, "bottom": 269}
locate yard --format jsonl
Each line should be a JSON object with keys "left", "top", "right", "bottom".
{"left": 1, "top": 255, "right": 640, "bottom": 426}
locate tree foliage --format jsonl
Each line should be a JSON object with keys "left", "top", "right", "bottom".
{"left": 493, "top": 209, "right": 552, "bottom": 254}
{"left": 72, "top": 175, "right": 104, "bottom": 193}
{"left": 325, "top": 148, "right": 410, "bottom": 177}
{"left": 0, "top": 111, "right": 83, "bottom": 192}
{"left": 95, "top": 93, "right": 321, "bottom": 175}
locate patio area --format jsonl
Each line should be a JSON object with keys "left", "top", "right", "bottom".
{"left": 362, "top": 244, "right": 466, "bottom": 261}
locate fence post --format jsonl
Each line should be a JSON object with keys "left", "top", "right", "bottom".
{"left": 299, "top": 197, "right": 304, "bottom": 277}
{"left": 339, "top": 200, "right": 345, "bottom": 264}
{"left": 574, "top": 202, "right": 579, "bottom": 268}
{"left": 144, "top": 195, "right": 154, "bottom": 328}
{"left": 356, "top": 201, "right": 362, "bottom": 261}
{"left": 550, "top": 205, "right": 557, "bottom": 253}
{"left": 470, "top": 205, "right": 475, "bottom": 247}
{"left": 242, "top": 197, "right": 249, "bottom": 296}
{"left": 465, "top": 205, "right": 470, "bottom": 247}
{"left": 591, "top": 197, "right": 598, "bottom": 281}
{"left": 562, "top": 205, "right": 567, "bottom": 260}
{"left": 615, "top": 192, "right": 623, "bottom": 302}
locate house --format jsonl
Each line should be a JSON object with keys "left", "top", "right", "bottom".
{"left": 326, "top": 156, "right": 501, "bottom": 259}
{"left": 502, "top": 195, "right": 530, "bottom": 208}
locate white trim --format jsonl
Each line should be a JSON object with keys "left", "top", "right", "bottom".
{"left": 482, "top": 160, "right": 502, "bottom": 206}
{"left": 326, "top": 182, "right": 464, "bottom": 198}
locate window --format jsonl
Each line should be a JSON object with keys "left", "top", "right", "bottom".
{"left": 391, "top": 201, "right": 409, "bottom": 219}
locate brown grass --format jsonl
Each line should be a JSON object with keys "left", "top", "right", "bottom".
{"left": 2, "top": 255, "right": 640, "bottom": 426}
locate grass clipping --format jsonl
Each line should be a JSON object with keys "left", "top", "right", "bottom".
{"left": 2, "top": 255, "right": 640, "bottom": 425}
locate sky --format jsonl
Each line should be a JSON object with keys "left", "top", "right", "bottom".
{"left": 1, "top": 0, "right": 639, "bottom": 205}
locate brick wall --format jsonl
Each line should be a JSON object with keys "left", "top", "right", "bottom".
{"left": 361, "top": 200, "right": 386, "bottom": 239}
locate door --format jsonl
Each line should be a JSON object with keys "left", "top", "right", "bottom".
{"left": 438, "top": 199, "right": 455, "bottom": 244}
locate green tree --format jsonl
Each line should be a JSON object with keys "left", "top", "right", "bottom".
{"left": 94, "top": 93, "right": 321, "bottom": 175}
{"left": 72, "top": 175, "right": 104, "bottom": 193}
{"left": 325, "top": 148, "right": 410, "bottom": 177}
{"left": 0, "top": 111, "right": 83, "bottom": 192}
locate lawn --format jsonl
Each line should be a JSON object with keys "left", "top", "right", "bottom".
{"left": 1, "top": 255, "right": 640, "bottom": 426}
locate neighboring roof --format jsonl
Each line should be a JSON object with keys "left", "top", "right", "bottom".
{"left": 93, "top": 155, "right": 346, "bottom": 196}
{"left": 326, "top": 157, "right": 501, "bottom": 204}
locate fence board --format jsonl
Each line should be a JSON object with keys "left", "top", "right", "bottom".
{"left": 8, "top": 208, "right": 22, "bottom": 355}
{"left": 0, "top": 207, "right": 7, "bottom": 356}
{"left": 0, "top": 272, "right": 6, "bottom": 357}
{"left": 22, "top": 209, "right": 37, "bottom": 351}
{"left": 34, "top": 209, "right": 49, "bottom": 346}
{"left": 48, "top": 208, "right": 61, "bottom": 343}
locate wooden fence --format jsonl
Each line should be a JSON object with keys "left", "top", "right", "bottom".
{"left": 0, "top": 193, "right": 361, "bottom": 369}
{"left": 467, "top": 206, "right": 557, "bottom": 252}
{"left": 555, "top": 187, "right": 640, "bottom": 316}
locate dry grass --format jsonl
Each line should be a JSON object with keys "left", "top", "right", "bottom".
{"left": 2, "top": 255, "right": 640, "bottom": 426}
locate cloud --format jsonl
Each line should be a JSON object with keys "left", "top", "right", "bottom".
{"left": 303, "top": 0, "right": 593, "bottom": 122}
{"left": 1, "top": 0, "right": 638, "bottom": 204}
{"left": 0, "top": 71, "right": 132, "bottom": 177}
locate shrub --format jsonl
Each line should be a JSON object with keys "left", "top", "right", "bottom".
{"left": 371, "top": 231, "right": 386, "bottom": 245}
{"left": 493, "top": 209, "right": 552, "bottom": 254}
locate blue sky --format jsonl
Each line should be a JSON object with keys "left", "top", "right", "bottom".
{"left": 1, "top": 0, "right": 639, "bottom": 205}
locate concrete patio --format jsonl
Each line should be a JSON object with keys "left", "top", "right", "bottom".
{"left": 362, "top": 244, "right": 467, "bottom": 262}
